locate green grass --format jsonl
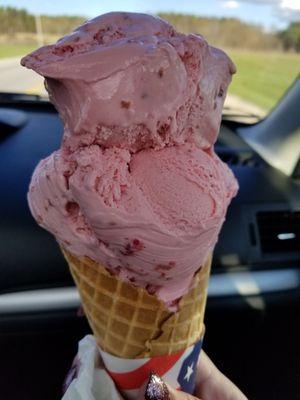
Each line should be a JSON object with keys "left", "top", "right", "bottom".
{"left": 227, "top": 50, "right": 300, "bottom": 111}
{"left": 0, "top": 44, "right": 35, "bottom": 59}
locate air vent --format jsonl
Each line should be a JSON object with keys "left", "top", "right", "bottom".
{"left": 217, "top": 149, "right": 260, "bottom": 167}
{"left": 257, "top": 211, "right": 300, "bottom": 253}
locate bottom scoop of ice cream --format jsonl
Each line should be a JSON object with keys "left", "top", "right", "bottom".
{"left": 28, "top": 143, "right": 237, "bottom": 304}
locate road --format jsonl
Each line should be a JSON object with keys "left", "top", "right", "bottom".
{"left": 0, "top": 56, "right": 46, "bottom": 95}
{"left": 0, "top": 57, "right": 265, "bottom": 117}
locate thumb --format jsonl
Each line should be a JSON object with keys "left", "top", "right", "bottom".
{"left": 140, "top": 372, "right": 201, "bottom": 400}
{"left": 167, "top": 384, "right": 202, "bottom": 400}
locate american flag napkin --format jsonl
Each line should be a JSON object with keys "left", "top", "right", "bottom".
{"left": 62, "top": 335, "right": 203, "bottom": 400}
{"left": 100, "top": 339, "right": 203, "bottom": 399}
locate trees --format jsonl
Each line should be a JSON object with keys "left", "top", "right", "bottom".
{"left": 280, "top": 22, "right": 300, "bottom": 52}
{"left": 0, "top": 7, "right": 35, "bottom": 34}
{"left": 0, "top": 6, "right": 84, "bottom": 36}
{"left": 158, "top": 13, "right": 282, "bottom": 51}
{"left": 0, "top": 6, "right": 299, "bottom": 53}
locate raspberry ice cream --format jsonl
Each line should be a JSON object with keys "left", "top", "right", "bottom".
{"left": 22, "top": 12, "right": 235, "bottom": 152}
{"left": 22, "top": 12, "right": 238, "bottom": 305}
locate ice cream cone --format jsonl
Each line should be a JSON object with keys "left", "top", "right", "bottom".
{"left": 62, "top": 248, "right": 211, "bottom": 358}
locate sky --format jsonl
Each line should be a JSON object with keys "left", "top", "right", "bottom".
{"left": 1, "top": 0, "right": 299, "bottom": 31}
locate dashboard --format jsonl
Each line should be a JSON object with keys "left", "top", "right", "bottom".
{"left": 0, "top": 98, "right": 299, "bottom": 300}
{"left": 0, "top": 96, "right": 299, "bottom": 400}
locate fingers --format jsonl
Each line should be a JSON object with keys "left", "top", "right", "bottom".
{"left": 139, "top": 372, "right": 202, "bottom": 400}
{"left": 138, "top": 350, "right": 248, "bottom": 400}
{"left": 167, "top": 384, "right": 202, "bottom": 400}
{"left": 195, "top": 351, "right": 248, "bottom": 400}
{"left": 138, "top": 372, "right": 169, "bottom": 400}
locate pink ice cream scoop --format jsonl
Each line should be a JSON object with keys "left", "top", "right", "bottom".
{"left": 22, "top": 12, "right": 238, "bottom": 305}
{"left": 21, "top": 12, "right": 235, "bottom": 152}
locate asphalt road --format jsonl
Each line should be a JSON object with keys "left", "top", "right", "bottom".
{"left": 0, "top": 56, "right": 46, "bottom": 95}
{"left": 0, "top": 57, "right": 265, "bottom": 118}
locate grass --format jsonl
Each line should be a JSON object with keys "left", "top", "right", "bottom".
{"left": 227, "top": 50, "right": 300, "bottom": 111}
{"left": 0, "top": 44, "right": 36, "bottom": 59}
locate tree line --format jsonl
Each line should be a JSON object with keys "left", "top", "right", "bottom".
{"left": 0, "top": 6, "right": 299, "bottom": 52}
{"left": 159, "top": 13, "right": 281, "bottom": 51}
{"left": 0, "top": 7, "right": 85, "bottom": 36}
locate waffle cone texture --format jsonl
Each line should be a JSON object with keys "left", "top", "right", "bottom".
{"left": 62, "top": 248, "right": 212, "bottom": 358}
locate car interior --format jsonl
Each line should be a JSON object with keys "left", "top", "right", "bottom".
{"left": 0, "top": 77, "right": 299, "bottom": 399}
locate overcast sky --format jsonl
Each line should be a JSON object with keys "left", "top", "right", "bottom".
{"left": 1, "top": 0, "right": 299, "bottom": 31}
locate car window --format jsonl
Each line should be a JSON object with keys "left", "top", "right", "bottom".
{"left": 0, "top": 1, "right": 299, "bottom": 122}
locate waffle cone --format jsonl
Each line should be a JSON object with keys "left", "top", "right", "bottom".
{"left": 62, "top": 248, "right": 211, "bottom": 358}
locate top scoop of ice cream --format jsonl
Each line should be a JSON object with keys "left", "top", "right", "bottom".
{"left": 21, "top": 12, "right": 236, "bottom": 152}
